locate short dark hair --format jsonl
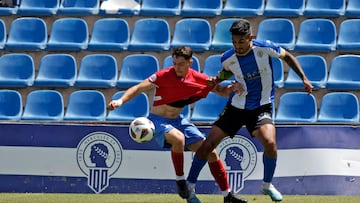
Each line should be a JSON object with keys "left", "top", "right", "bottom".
{"left": 171, "top": 46, "right": 193, "bottom": 60}
{"left": 229, "top": 19, "right": 252, "bottom": 36}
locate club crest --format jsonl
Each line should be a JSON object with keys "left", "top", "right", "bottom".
{"left": 217, "top": 135, "right": 257, "bottom": 193}
{"left": 76, "top": 132, "right": 123, "bottom": 193}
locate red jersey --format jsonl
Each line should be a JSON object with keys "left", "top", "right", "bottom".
{"left": 148, "top": 66, "right": 213, "bottom": 107}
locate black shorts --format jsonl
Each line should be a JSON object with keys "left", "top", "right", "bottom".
{"left": 213, "top": 103, "right": 274, "bottom": 138}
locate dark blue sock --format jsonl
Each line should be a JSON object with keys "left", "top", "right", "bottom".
{"left": 187, "top": 154, "right": 207, "bottom": 184}
{"left": 263, "top": 155, "right": 277, "bottom": 183}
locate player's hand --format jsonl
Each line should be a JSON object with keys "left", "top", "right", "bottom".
{"left": 231, "top": 81, "right": 244, "bottom": 95}
{"left": 107, "top": 99, "right": 122, "bottom": 110}
{"left": 303, "top": 79, "right": 313, "bottom": 94}
{"left": 206, "top": 76, "right": 219, "bottom": 88}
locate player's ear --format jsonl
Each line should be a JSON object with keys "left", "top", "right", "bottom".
{"left": 250, "top": 35, "right": 256, "bottom": 40}
{"left": 188, "top": 58, "right": 193, "bottom": 66}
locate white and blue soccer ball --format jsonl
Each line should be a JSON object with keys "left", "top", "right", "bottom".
{"left": 129, "top": 117, "right": 155, "bottom": 143}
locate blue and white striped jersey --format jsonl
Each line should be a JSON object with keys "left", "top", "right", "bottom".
{"left": 221, "top": 40, "right": 285, "bottom": 110}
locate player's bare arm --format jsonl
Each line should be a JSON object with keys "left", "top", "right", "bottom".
{"left": 281, "top": 50, "right": 313, "bottom": 93}
{"left": 108, "top": 79, "right": 155, "bottom": 110}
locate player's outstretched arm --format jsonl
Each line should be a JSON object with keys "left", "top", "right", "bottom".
{"left": 281, "top": 50, "right": 313, "bottom": 93}
{"left": 108, "top": 79, "right": 155, "bottom": 110}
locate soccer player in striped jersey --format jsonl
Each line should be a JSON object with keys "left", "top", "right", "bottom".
{"left": 196, "top": 19, "right": 313, "bottom": 202}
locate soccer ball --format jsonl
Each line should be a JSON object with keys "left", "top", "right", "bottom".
{"left": 129, "top": 117, "right": 155, "bottom": 143}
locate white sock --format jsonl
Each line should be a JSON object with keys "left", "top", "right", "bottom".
{"left": 262, "top": 181, "right": 271, "bottom": 188}
{"left": 176, "top": 175, "right": 186, "bottom": 181}
{"left": 222, "top": 189, "right": 230, "bottom": 196}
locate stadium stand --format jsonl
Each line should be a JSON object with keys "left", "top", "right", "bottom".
{"left": 0, "top": 19, "right": 5, "bottom": 49}
{"left": 171, "top": 18, "right": 212, "bottom": 52}
{"left": 0, "top": 90, "right": 22, "bottom": 121}
{"left": 284, "top": 55, "right": 327, "bottom": 89}
{"left": 75, "top": 54, "right": 118, "bottom": 88}
{"left": 222, "top": 0, "right": 264, "bottom": 16}
{"left": 272, "top": 57, "right": 284, "bottom": 88}
{"left": 22, "top": 90, "right": 64, "bottom": 121}
{"left": 64, "top": 90, "right": 106, "bottom": 121}
{"left": 88, "top": 18, "right": 130, "bottom": 51}
{"left": 0, "top": 53, "right": 34, "bottom": 87}
{"left": 317, "top": 92, "right": 359, "bottom": 123}
{"left": 99, "top": 0, "right": 140, "bottom": 15}
{"left": 117, "top": 54, "right": 159, "bottom": 88}
{"left": 162, "top": 55, "right": 200, "bottom": 72}
{"left": 337, "top": 19, "right": 360, "bottom": 52}
{"left": 294, "top": 18, "right": 337, "bottom": 52}
{"left": 345, "top": 0, "right": 360, "bottom": 17}
{"left": 47, "top": 18, "right": 88, "bottom": 51}
{"left": 326, "top": 55, "right": 360, "bottom": 90}
{"left": 107, "top": 91, "right": 149, "bottom": 121}
{"left": 58, "top": 0, "right": 99, "bottom": 15}
{"left": 140, "top": 0, "right": 181, "bottom": 16}
{"left": 34, "top": 54, "right": 77, "bottom": 87}
{"left": 128, "top": 18, "right": 170, "bottom": 51}
{"left": 211, "top": 18, "right": 239, "bottom": 51}
{"left": 263, "top": 0, "right": 305, "bottom": 17}
{"left": 190, "top": 92, "right": 228, "bottom": 123}
{"left": 181, "top": 0, "right": 222, "bottom": 16}
{"left": 5, "top": 17, "right": 47, "bottom": 51}
{"left": 303, "top": 0, "right": 345, "bottom": 17}
{"left": 18, "top": 0, "right": 59, "bottom": 16}
{"left": 256, "top": 18, "right": 295, "bottom": 50}
{"left": 275, "top": 92, "right": 317, "bottom": 123}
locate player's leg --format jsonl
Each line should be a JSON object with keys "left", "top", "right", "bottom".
{"left": 165, "top": 128, "right": 190, "bottom": 199}
{"left": 251, "top": 108, "right": 283, "bottom": 202}
{"left": 149, "top": 114, "right": 190, "bottom": 199}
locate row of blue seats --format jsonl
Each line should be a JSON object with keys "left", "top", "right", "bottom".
{"left": 5, "top": 0, "right": 360, "bottom": 17}
{"left": 0, "top": 89, "right": 358, "bottom": 123}
{"left": 1, "top": 17, "right": 360, "bottom": 52}
{"left": 1, "top": 52, "right": 360, "bottom": 90}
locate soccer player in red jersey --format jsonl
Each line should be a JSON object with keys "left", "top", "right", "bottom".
{"left": 108, "top": 46, "right": 247, "bottom": 203}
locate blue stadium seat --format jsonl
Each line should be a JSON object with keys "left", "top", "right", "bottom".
{"left": 284, "top": 55, "right": 327, "bottom": 89}
{"left": 128, "top": 18, "right": 170, "bottom": 51}
{"left": 0, "top": 0, "right": 18, "bottom": 15}
{"left": 107, "top": 91, "right": 149, "bottom": 121}
{"left": 326, "top": 55, "right": 360, "bottom": 90}
{"left": 294, "top": 19, "right": 336, "bottom": 52}
{"left": 140, "top": 0, "right": 181, "bottom": 16}
{"left": 272, "top": 57, "right": 284, "bottom": 88}
{"left": 211, "top": 18, "right": 239, "bottom": 51}
{"left": 88, "top": 18, "right": 129, "bottom": 51}
{"left": 275, "top": 92, "right": 317, "bottom": 123}
{"left": 190, "top": 92, "right": 227, "bottom": 123}
{"left": 75, "top": 54, "right": 118, "bottom": 88}
{"left": 203, "top": 54, "right": 223, "bottom": 76}
{"left": 34, "top": 54, "right": 77, "bottom": 87}
{"left": 0, "top": 90, "right": 22, "bottom": 121}
{"left": 64, "top": 90, "right": 106, "bottom": 121}
{"left": 6, "top": 17, "right": 47, "bottom": 51}
{"left": 181, "top": 105, "right": 191, "bottom": 120}
{"left": 22, "top": 90, "right": 64, "bottom": 121}
{"left": 18, "top": 0, "right": 59, "bottom": 15}
{"left": 263, "top": 0, "right": 305, "bottom": 16}
{"left": 58, "top": 0, "right": 99, "bottom": 15}
{"left": 117, "top": 54, "right": 159, "bottom": 88}
{"left": 337, "top": 19, "right": 360, "bottom": 52}
{"left": 181, "top": 0, "right": 222, "bottom": 16}
{"left": 171, "top": 18, "right": 211, "bottom": 52}
{"left": 304, "top": 0, "right": 345, "bottom": 17}
{"left": 256, "top": 18, "right": 295, "bottom": 50}
{"left": 162, "top": 55, "right": 200, "bottom": 72}
{"left": 222, "top": 0, "right": 264, "bottom": 16}
{"left": 0, "top": 53, "right": 34, "bottom": 87}
{"left": 47, "top": 18, "right": 88, "bottom": 51}
{"left": 345, "top": 0, "right": 360, "bottom": 17}
{"left": 99, "top": 0, "right": 140, "bottom": 15}
{"left": 318, "top": 92, "right": 359, "bottom": 123}
{"left": 0, "top": 19, "right": 6, "bottom": 49}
